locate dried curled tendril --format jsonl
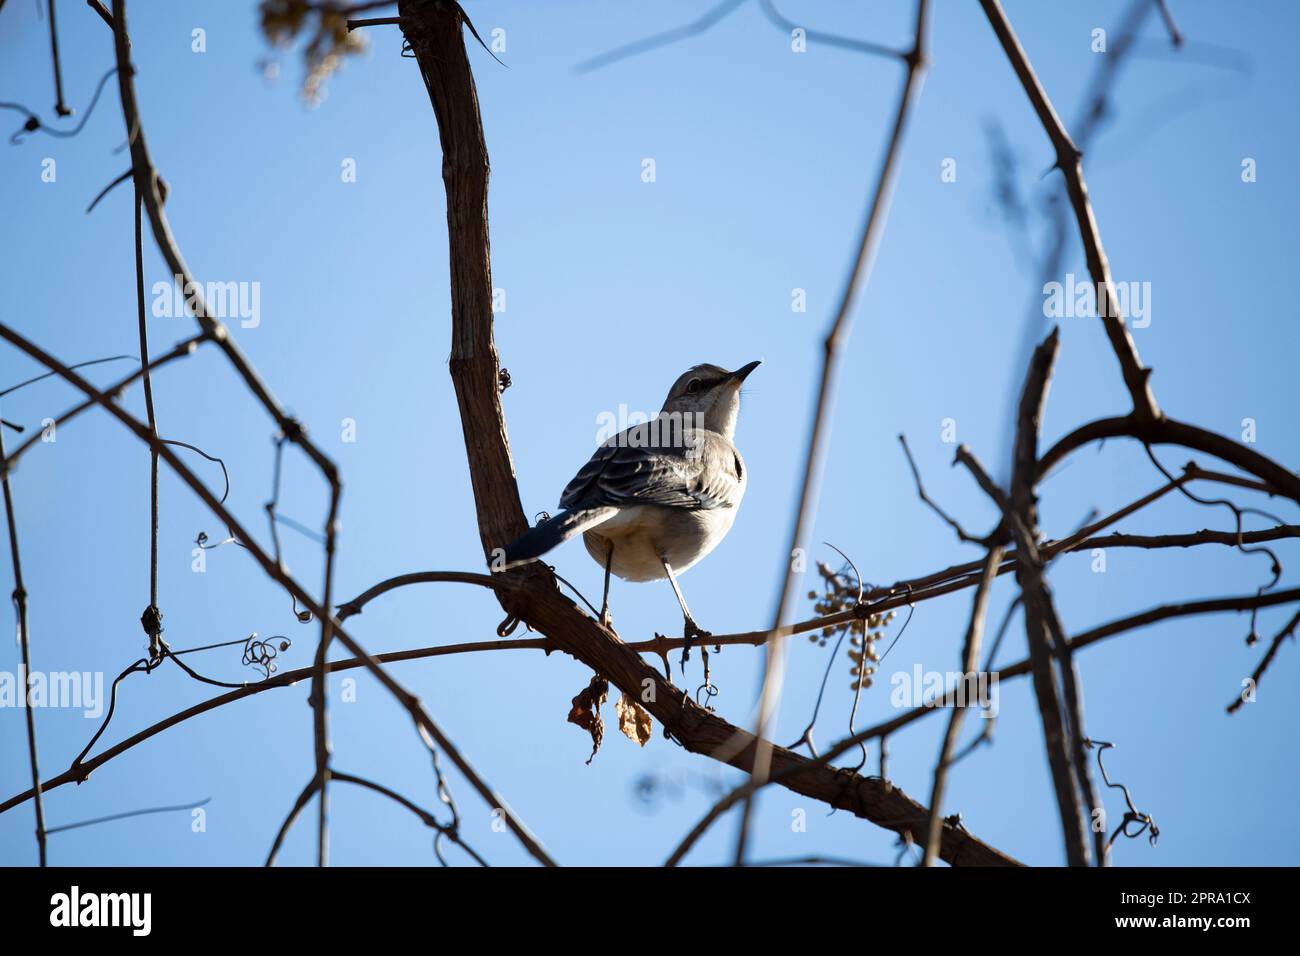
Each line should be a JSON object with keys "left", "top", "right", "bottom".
{"left": 242, "top": 634, "right": 292, "bottom": 679}
{"left": 195, "top": 530, "right": 236, "bottom": 550}
{"left": 1086, "top": 738, "right": 1159, "bottom": 850}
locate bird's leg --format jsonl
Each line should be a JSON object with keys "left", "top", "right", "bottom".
{"left": 661, "top": 557, "right": 710, "bottom": 671}
{"left": 599, "top": 540, "right": 615, "bottom": 631}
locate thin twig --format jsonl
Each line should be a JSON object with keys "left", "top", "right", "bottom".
{"left": 921, "top": 545, "right": 1004, "bottom": 865}
{"left": 133, "top": 188, "right": 164, "bottom": 662}
{"left": 1228, "top": 608, "right": 1300, "bottom": 714}
{"left": 735, "top": 0, "right": 931, "bottom": 865}
{"left": 0, "top": 322, "right": 558, "bottom": 867}
{"left": 47, "top": 0, "right": 71, "bottom": 116}
{"left": 111, "top": 0, "right": 340, "bottom": 488}
{"left": 46, "top": 797, "right": 210, "bottom": 835}
{"left": 666, "top": 581, "right": 1300, "bottom": 866}
{"left": 899, "top": 433, "right": 998, "bottom": 545}
{"left": 979, "top": 0, "right": 1160, "bottom": 420}
{"left": 2, "top": 335, "right": 205, "bottom": 473}
{"left": 0, "top": 426, "right": 47, "bottom": 865}
{"left": 1038, "top": 414, "right": 1300, "bottom": 506}
{"left": 757, "top": 0, "right": 906, "bottom": 61}
{"left": 331, "top": 770, "right": 487, "bottom": 866}
{"left": 266, "top": 779, "right": 316, "bottom": 866}
{"left": 574, "top": 0, "right": 748, "bottom": 74}
{"left": 10, "top": 578, "right": 1292, "bottom": 821}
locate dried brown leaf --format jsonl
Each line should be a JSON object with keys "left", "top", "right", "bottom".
{"left": 615, "top": 692, "right": 653, "bottom": 747}
{"left": 567, "top": 675, "right": 609, "bottom": 764}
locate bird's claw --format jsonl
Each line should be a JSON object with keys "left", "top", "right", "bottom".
{"left": 679, "top": 619, "right": 712, "bottom": 672}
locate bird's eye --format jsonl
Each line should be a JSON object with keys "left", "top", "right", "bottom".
{"left": 686, "top": 379, "right": 701, "bottom": 394}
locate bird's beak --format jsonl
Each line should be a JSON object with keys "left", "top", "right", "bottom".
{"left": 731, "top": 360, "right": 761, "bottom": 383}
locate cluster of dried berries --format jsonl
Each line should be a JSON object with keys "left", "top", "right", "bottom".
{"left": 806, "top": 561, "right": 896, "bottom": 691}
{"left": 847, "top": 621, "right": 893, "bottom": 693}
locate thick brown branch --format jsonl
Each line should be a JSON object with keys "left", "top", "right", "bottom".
{"left": 395, "top": 0, "right": 1017, "bottom": 865}
{"left": 498, "top": 565, "right": 1020, "bottom": 866}
{"left": 399, "top": 0, "right": 528, "bottom": 559}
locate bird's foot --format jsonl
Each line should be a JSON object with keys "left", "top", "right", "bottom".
{"left": 679, "top": 618, "right": 712, "bottom": 672}
{"left": 598, "top": 606, "right": 616, "bottom": 633}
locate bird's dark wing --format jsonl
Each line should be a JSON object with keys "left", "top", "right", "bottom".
{"left": 559, "top": 425, "right": 741, "bottom": 512}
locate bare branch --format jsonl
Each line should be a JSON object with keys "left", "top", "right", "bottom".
{"left": 1080, "top": 526, "right": 1300, "bottom": 550}
{"left": 86, "top": 0, "right": 114, "bottom": 29}
{"left": 394, "top": 0, "right": 1013, "bottom": 866}
{"left": 978, "top": 0, "right": 1160, "bottom": 420}
{"left": 1005, "top": 328, "right": 1098, "bottom": 865}
{"left": 330, "top": 771, "right": 487, "bottom": 866}
{"left": 46, "top": 797, "right": 209, "bottom": 836}
{"left": 736, "top": 0, "right": 931, "bottom": 864}
{"left": 757, "top": 0, "right": 906, "bottom": 62}
{"left": 574, "top": 0, "right": 748, "bottom": 74}
{"left": 921, "top": 545, "right": 1004, "bottom": 865}
{"left": 0, "top": 322, "right": 557, "bottom": 868}
{"left": 266, "top": 779, "right": 315, "bottom": 867}
{"left": 900, "top": 433, "right": 998, "bottom": 545}
{"left": 1155, "top": 0, "right": 1185, "bottom": 48}
{"left": 1039, "top": 415, "right": 1300, "bottom": 505}
{"left": 2, "top": 334, "right": 206, "bottom": 473}
{"left": 336, "top": 570, "right": 504, "bottom": 621}
{"left": 667, "top": 581, "right": 1300, "bottom": 864}
{"left": 1228, "top": 608, "right": 1300, "bottom": 714}
{"left": 850, "top": 583, "right": 1300, "bottom": 754}
{"left": 111, "top": 0, "right": 339, "bottom": 486}
{"left": 0, "top": 426, "right": 47, "bottom": 865}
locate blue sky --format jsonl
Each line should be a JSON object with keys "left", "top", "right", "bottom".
{"left": 1, "top": 0, "right": 1297, "bottom": 866}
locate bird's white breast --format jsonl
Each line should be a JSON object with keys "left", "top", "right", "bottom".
{"left": 583, "top": 500, "right": 741, "bottom": 582}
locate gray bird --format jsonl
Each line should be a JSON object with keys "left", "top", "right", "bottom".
{"left": 502, "top": 361, "right": 760, "bottom": 663}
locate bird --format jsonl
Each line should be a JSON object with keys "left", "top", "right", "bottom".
{"left": 500, "top": 360, "right": 761, "bottom": 666}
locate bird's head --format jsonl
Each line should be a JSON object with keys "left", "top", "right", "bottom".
{"left": 659, "top": 360, "right": 761, "bottom": 439}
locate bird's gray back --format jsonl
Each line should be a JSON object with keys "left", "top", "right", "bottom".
{"left": 560, "top": 423, "right": 744, "bottom": 513}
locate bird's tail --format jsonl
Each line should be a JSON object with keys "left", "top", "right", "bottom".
{"left": 500, "top": 507, "right": 617, "bottom": 568}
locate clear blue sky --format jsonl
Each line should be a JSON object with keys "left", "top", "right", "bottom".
{"left": 1, "top": 0, "right": 1297, "bottom": 866}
